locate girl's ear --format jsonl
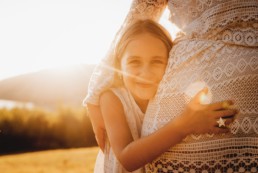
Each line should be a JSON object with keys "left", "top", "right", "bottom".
{"left": 118, "top": 73, "right": 123, "bottom": 80}
{"left": 112, "top": 71, "right": 124, "bottom": 87}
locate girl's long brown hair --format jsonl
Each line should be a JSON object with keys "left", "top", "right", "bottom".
{"left": 112, "top": 19, "right": 173, "bottom": 87}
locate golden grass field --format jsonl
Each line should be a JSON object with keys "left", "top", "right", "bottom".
{"left": 0, "top": 147, "right": 99, "bottom": 173}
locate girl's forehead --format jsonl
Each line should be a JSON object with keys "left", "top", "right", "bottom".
{"left": 121, "top": 43, "right": 168, "bottom": 61}
{"left": 117, "top": 32, "right": 169, "bottom": 63}
{"left": 126, "top": 35, "right": 167, "bottom": 50}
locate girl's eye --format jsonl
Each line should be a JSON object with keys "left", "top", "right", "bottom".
{"left": 152, "top": 60, "right": 166, "bottom": 65}
{"left": 128, "top": 60, "right": 141, "bottom": 65}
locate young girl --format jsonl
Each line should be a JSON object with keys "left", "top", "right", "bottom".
{"left": 92, "top": 19, "right": 237, "bottom": 173}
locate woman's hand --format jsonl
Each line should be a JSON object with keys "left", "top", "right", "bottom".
{"left": 87, "top": 104, "right": 106, "bottom": 152}
{"left": 178, "top": 88, "right": 238, "bottom": 136}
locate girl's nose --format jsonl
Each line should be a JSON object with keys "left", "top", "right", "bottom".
{"left": 138, "top": 64, "right": 153, "bottom": 80}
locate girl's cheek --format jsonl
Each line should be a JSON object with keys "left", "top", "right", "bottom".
{"left": 125, "top": 66, "right": 139, "bottom": 76}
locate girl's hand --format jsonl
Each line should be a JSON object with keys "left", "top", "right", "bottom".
{"left": 87, "top": 104, "right": 106, "bottom": 152}
{"left": 179, "top": 88, "right": 238, "bottom": 135}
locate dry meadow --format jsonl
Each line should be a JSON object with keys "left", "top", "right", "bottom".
{"left": 0, "top": 147, "right": 99, "bottom": 173}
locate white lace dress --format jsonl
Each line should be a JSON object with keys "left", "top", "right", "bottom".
{"left": 94, "top": 88, "right": 145, "bottom": 173}
{"left": 85, "top": 0, "right": 258, "bottom": 172}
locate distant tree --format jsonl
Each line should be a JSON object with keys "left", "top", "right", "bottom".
{"left": 0, "top": 106, "right": 96, "bottom": 154}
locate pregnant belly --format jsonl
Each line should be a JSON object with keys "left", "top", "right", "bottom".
{"left": 141, "top": 40, "right": 258, "bottom": 172}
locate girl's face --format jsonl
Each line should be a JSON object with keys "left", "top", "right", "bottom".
{"left": 120, "top": 33, "right": 168, "bottom": 109}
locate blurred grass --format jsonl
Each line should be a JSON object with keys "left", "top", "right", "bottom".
{"left": 0, "top": 147, "right": 99, "bottom": 173}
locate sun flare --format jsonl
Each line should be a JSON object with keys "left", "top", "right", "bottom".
{"left": 184, "top": 81, "right": 212, "bottom": 104}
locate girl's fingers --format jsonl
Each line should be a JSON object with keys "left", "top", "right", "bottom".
{"left": 215, "top": 109, "right": 238, "bottom": 119}
{"left": 208, "top": 100, "right": 234, "bottom": 111}
{"left": 224, "top": 117, "right": 235, "bottom": 126}
{"left": 211, "top": 117, "right": 235, "bottom": 127}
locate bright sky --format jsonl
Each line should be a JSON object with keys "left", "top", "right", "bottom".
{"left": 0, "top": 0, "right": 179, "bottom": 81}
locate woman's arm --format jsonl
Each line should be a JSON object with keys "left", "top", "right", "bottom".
{"left": 87, "top": 104, "right": 106, "bottom": 152}
{"left": 100, "top": 90, "right": 238, "bottom": 172}
{"left": 123, "top": 0, "right": 168, "bottom": 25}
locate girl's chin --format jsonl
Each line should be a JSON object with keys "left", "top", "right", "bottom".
{"left": 134, "top": 92, "right": 155, "bottom": 101}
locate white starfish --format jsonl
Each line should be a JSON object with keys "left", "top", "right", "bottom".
{"left": 217, "top": 117, "right": 226, "bottom": 127}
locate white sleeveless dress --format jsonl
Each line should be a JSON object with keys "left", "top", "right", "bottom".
{"left": 85, "top": 0, "right": 258, "bottom": 172}
{"left": 94, "top": 88, "right": 145, "bottom": 173}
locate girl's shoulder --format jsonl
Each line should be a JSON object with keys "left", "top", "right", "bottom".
{"left": 100, "top": 87, "right": 128, "bottom": 107}
{"left": 100, "top": 87, "right": 133, "bottom": 113}
{"left": 101, "top": 87, "right": 129, "bottom": 101}
{"left": 100, "top": 89, "right": 119, "bottom": 103}
{"left": 99, "top": 88, "right": 125, "bottom": 117}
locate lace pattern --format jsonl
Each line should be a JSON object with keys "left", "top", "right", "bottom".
{"left": 168, "top": 0, "right": 258, "bottom": 46}
{"left": 142, "top": 39, "right": 258, "bottom": 172}
{"left": 215, "top": 24, "right": 258, "bottom": 47}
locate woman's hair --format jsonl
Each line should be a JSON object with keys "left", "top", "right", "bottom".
{"left": 112, "top": 19, "right": 173, "bottom": 87}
